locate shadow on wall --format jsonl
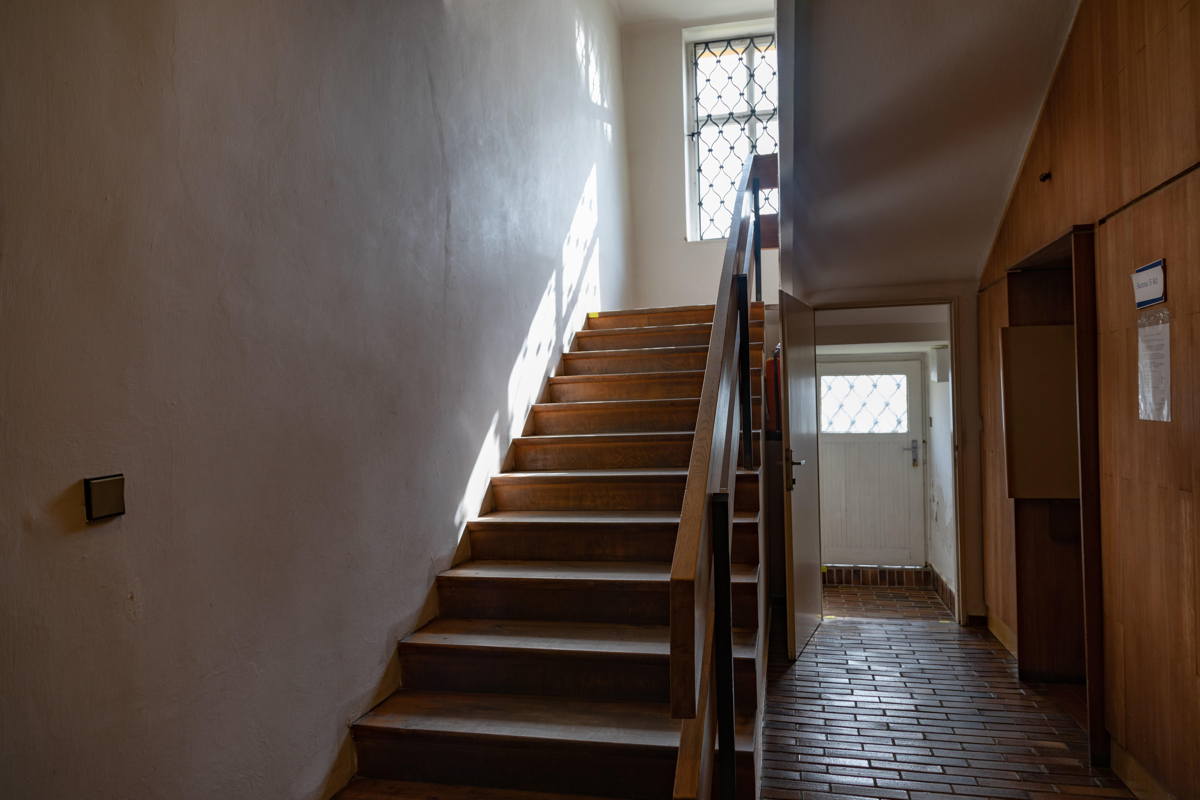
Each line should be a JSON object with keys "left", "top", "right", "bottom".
{"left": 324, "top": 7, "right": 626, "bottom": 797}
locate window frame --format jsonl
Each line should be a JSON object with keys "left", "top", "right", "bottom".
{"left": 682, "top": 18, "right": 777, "bottom": 243}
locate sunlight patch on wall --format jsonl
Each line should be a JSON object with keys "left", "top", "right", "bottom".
{"left": 576, "top": 18, "right": 607, "bottom": 109}
{"left": 560, "top": 165, "right": 601, "bottom": 345}
{"left": 507, "top": 272, "right": 558, "bottom": 439}
{"left": 454, "top": 412, "right": 500, "bottom": 531}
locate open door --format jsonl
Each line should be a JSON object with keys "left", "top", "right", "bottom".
{"left": 779, "top": 290, "right": 822, "bottom": 658}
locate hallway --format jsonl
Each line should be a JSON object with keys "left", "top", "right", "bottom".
{"left": 763, "top": 588, "right": 1132, "bottom": 800}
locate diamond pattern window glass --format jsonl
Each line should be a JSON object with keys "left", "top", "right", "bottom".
{"left": 820, "top": 375, "right": 909, "bottom": 434}
{"left": 691, "top": 34, "right": 778, "bottom": 240}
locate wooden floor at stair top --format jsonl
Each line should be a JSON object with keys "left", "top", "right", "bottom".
{"left": 761, "top": 587, "right": 1131, "bottom": 800}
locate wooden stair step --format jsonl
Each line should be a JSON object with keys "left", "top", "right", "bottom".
{"left": 488, "top": 469, "right": 760, "bottom": 513}
{"left": 546, "top": 369, "right": 760, "bottom": 402}
{"left": 466, "top": 510, "right": 759, "bottom": 564}
{"left": 585, "top": 302, "right": 765, "bottom": 330}
{"left": 560, "top": 345, "right": 763, "bottom": 376}
{"left": 351, "top": 690, "right": 754, "bottom": 800}
{"left": 336, "top": 779, "right": 618, "bottom": 800}
{"left": 529, "top": 397, "right": 762, "bottom": 436}
{"left": 571, "top": 321, "right": 764, "bottom": 352}
{"left": 436, "top": 559, "right": 759, "bottom": 626}
{"left": 399, "top": 618, "right": 757, "bottom": 705}
{"left": 512, "top": 431, "right": 761, "bottom": 470}
{"left": 530, "top": 398, "right": 695, "bottom": 435}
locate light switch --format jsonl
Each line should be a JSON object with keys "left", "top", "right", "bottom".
{"left": 84, "top": 474, "right": 125, "bottom": 522}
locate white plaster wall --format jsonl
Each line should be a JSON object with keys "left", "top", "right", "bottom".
{"left": 621, "top": 22, "right": 780, "bottom": 309}
{"left": 927, "top": 374, "right": 958, "bottom": 592}
{"left": 0, "top": 2, "right": 630, "bottom": 798}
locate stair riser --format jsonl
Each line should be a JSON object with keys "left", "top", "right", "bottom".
{"left": 530, "top": 399, "right": 761, "bottom": 436}
{"left": 515, "top": 438, "right": 691, "bottom": 470}
{"left": 490, "top": 474, "right": 759, "bottom": 513}
{"left": 354, "top": 731, "right": 754, "bottom": 800}
{"left": 531, "top": 405, "right": 694, "bottom": 435}
{"left": 562, "top": 349, "right": 763, "bottom": 376}
{"left": 548, "top": 371, "right": 760, "bottom": 402}
{"left": 586, "top": 304, "right": 765, "bottom": 330}
{"left": 467, "top": 522, "right": 759, "bottom": 564}
{"left": 436, "top": 578, "right": 758, "bottom": 627}
{"left": 514, "top": 437, "right": 760, "bottom": 470}
{"left": 572, "top": 325, "right": 764, "bottom": 352}
{"left": 399, "top": 647, "right": 757, "bottom": 708}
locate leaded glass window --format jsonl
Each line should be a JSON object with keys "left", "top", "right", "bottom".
{"left": 690, "top": 34, "right": 779, "bottom": 240}
{"left": 820, "top": 375, "right": 909, "bottom": 434}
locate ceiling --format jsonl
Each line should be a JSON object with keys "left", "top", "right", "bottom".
{"left": 612, "top": 0, "right": 772, "bottom": 25}
{"left": 792, "top": 0, "right": 1079, "bottom": 293}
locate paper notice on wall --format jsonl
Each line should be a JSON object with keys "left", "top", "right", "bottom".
{"left": 1137, "top": 308, "right": 1171, "bottom": 422}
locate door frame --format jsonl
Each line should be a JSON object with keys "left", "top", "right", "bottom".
{"left": 810, "top": 297, "right": 968, "bottom": 624}
{"left": 815, "top": 352, "right": 931, "bottom": 568}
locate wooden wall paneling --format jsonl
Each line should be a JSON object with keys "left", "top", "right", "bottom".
{"left": 1093, "top": 169, "right": 1200, "bottom": 797}
{"left": 978, "top": 282, "right": 1018, "bottom": 648}
{"left": 1014, "top": 498, "right": 1086, "bottom": 682}
{"left": 1007, "top": 267, "right": 1075, "bottom": 325}
{"left": 1071, "top": 229, "right": 1109, "bottom": 765}
{"left": 1000, "top": 325, "right": 1081, "bottom": 499}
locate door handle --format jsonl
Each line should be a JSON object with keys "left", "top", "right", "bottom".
{"left": 785, "top": 449, "right": 805, "bottom": 491}
{"left": 901, "top": 438, "right": 919, "bottom": 467}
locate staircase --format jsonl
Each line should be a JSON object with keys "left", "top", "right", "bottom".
{"left": 337, "top": 303, "right": 766, "bottom": 800}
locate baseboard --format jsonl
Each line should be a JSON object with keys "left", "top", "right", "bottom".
{"left": 928, "top": 563, "right": 957, "bottom": 617}
{"left": 1112, "top": 741, "right": 1179, "bottom": 800}
{"left": 822, "top": 564, "right": 931, "bottom": 587}
{"left": 988, "top": 614, "right": 1019, "bottom": 657}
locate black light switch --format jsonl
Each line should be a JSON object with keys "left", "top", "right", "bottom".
{"left": 84, "top": 474, "right": 125, "bottom": 522}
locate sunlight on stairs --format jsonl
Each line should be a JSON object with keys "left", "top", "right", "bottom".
{"left": 337, "top": 303, "right": 765, "bottom": 800}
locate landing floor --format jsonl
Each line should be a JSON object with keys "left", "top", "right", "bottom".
{"left": 763, "top": 587, "right": 1132, "bottom": 800}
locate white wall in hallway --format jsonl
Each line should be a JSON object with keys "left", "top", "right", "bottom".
{"left": 0, "top": 2, "right": 631, "bottom": 798}
{"left": 621, "top": 20, "right": 780, "bottom": 309}
{"left": 927, "top": 365, "right": 958, "bottom": 593}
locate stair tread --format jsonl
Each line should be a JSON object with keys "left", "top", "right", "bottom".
{"left": 549, "top": 369, "right": 756, "bottom": 383}
{"left": 563, "top": 344, "right": 709, "bottom": 357}
{"left": 441, "top": 560, "right": 757, "bottom": 583}
{"left": 404, "top": 618, "right": 756, "bottom": 657}
{"left": 590, "top": 303, "right": 716, "bottom": 317}
{"left": 337, "top": 779, "right": 617, "bottom": 800}
{"left": 493, "top": 468, "right": 757, "bottom": 480}
{"left": 469, "top": 510, "right": 759, "bottom": 524}
{"left": 533, "top": 397, "right": 700, "bottom": 409}
{"left": 563, "top": 343, "right": 762, "bottom": 358}
{"left": 574, "top": 321, "right": 762, "bottom": 337}
{"left": 355, "top": 689, "right": 753, "bottom": 751}
{"left": 516, "top": 431, "right": 696, "bottom": 442}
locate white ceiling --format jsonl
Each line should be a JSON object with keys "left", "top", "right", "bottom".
{"left": 794, "top": 0, "right": 1079, "bottom": 293}
{"left": 612, "top": 0, "right": 772, "bottom": 25}
{"left": 817, "top": 304, "right": 949, "bottom": 327}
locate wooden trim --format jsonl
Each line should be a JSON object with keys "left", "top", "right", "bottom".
{"left": 1070, "top": 228, "right": 1109, "bottom": 767}
{"left": 989, "top": 614, "right": 1018, "bottom": 657}
{"left": 1112, "top": 741, "right": 1178, "bottom": 800}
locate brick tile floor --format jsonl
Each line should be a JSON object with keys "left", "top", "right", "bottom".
{"left": 822, "top": 586, "right": 954, "bottom": 621}
{"left": 762, "top": 587, "right": 1133, "bottom": 799}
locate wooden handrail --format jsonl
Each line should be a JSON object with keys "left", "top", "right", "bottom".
{"left": 671, "top": 153, "right": 775, "bottom": 800}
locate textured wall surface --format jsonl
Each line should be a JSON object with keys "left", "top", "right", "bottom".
{"left": 0, "top": 2, "right": 631, "bottom": 798}
{"left": 927, "top": 375, "right": 957, "bottom": 594}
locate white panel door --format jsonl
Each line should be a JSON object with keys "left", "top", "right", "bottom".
{"left": 817, "top": 360, "right": 926, "bottom": 566}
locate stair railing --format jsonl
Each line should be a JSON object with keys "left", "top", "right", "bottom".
{"left": 671, "top": 153, "right": 776, "bottom": 800}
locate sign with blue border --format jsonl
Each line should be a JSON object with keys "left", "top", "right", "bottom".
{"left": 1131, "top": 259, "right": 1166, "bottom": 308}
